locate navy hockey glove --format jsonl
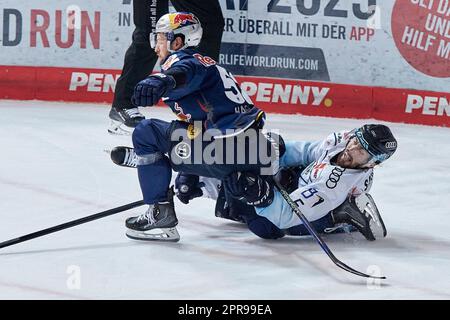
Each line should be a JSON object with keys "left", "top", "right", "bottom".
{"left": 132, "top": 73, "right": 176, "bottom": 107}
{"left": 223, "top": 172, "right": 274, "bottom": 208}
{"left": 175, "top": 173, "right": 204, "bottom": 204}
{"left": 274, "top": 167, "right": 302, "bottom": 194}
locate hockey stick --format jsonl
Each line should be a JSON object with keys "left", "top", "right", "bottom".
{"left": 274, "top": 181, "right": 386, "bottom": 280}
{"left": 0, "top": 200, "right": 145, "bottom": 250}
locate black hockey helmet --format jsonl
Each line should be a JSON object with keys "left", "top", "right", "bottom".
{"left": 355, "top": 124, "right": 397, "bottom": 165}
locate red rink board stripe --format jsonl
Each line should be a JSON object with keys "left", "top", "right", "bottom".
{"left": 0, "top": 65, "right": 448, "bottom": 127}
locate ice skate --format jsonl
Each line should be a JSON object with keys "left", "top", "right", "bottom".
{"left": 125, "top": 189, "right": 180, "bottom": 242}
{"left": 330, "top": 193, "right": 387, "bottom": 241}
{"left": 108, "top": 106, "right": 145, "bottom": 135}
{"left": 110, "top": 146, "right": 137, "bottom": 168}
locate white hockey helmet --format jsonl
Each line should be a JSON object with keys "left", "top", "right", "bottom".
{"left": 150, "top": 12, "right": 203, "bottom": 52}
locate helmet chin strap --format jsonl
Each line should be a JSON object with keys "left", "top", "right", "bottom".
{"left": 358, "top": 159, "right": 377, "bottom": 169}
{"left": 359, "top": 163, "right": 375, "bottom": 169}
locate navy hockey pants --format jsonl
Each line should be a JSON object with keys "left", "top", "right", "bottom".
{"left": 132, "top": 119, "right": 277, "bottom": 204}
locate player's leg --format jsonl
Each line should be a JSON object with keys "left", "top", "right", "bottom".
{"left": 124, "top": 122, "right": 279, "bottom": 241}
{"left": 125, "top": 118, "right": 180, "bottom": 241}
{"left": 169, "top": 127, "right": 280, "bottom": 180}
{"left": 284, "top": 214, "right": 335, "bottom": 236}
{"left": 109, "top": 0, "right": 169, "bottom": 135}
{"left": 285, "top": 194, "right": 387, "bottom": 241}
{"left": 171, "top": 0, "right": 225, "bottom": 61}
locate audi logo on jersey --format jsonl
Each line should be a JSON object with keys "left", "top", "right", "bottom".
{"left": 326, "top": 167, "right": 346, "bottom": 189}
{"left": 385, "top": 141, "right": 397, "bottom": 149}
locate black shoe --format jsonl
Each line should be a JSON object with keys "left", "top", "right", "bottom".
{"left": 108, "top": 107, "right": 145, "bottom": 135}
{"left": 331, "top": 193, "right": 387, "bottom": 241}
{"left": 126, "top": 189, "right": 180, "bottom": 242}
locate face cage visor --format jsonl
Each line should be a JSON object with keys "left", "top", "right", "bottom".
{"left": 150, "top": 32, "right": 175, "bottom": 50}
{"left": 353, "top": 131, "right": 389, "bottom": 167}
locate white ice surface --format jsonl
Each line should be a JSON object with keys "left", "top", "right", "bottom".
{"left": 0, "top": 100, "right": 449, "bottom": 300}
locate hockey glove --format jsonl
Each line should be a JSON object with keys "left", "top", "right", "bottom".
{"left": 223, "top": 172, "right": 274, "bottom": 208}
{"left": 175, "top": 173, "right": 204, "bottom": 204}
{"left": 132, "top": 73, "right": 176, "bottom": 107}
{"left": 274, "top": 167, "right": 302, "bottom": 194}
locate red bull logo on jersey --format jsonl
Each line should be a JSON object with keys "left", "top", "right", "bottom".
{"left": 161, "top": 54, "right": 180, "bottom": 71}
{"left": 170, "top": 13, "right": 198, "bottom": 29}
{"left": 173, "top": 102, "right": 192, "bottom": 122}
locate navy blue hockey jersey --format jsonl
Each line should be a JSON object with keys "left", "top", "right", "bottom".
{"left": 160, "top": 49, "right": 265, "bottom": 137}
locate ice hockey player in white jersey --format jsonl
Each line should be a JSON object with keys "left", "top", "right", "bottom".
{"left": 176, "top": 124, "right": 398, "bottom": 241}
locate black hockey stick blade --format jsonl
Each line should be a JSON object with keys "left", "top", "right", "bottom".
{"left": 0, "top": 200, "right": 145, "bottom": 250}
{"left": 274, "top": 183, "right": 386, "bottom": 280}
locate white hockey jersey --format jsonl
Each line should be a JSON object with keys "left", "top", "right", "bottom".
{"left": 255, "top": 129, "right": 374, "bottom": 229}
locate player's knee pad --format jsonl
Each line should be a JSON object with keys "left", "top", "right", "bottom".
{"left": 132, "top": 119, "right": 170, "bottom": 154}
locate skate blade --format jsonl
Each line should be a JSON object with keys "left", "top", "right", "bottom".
{"left": 367, "top": 207, "right": 387, "bottom": 239}
{"left": 126, "top": 227, "right": 180, "bottom": 242}
{"left": 358, "top": 194, "right": 387, "bottom": 240}
{"left": 108, "top": 120, "right": 133, "bottom": 136}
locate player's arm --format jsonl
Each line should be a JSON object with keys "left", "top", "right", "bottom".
{"left": 163, "top": 58, "right": 208, "bottom": 94}
{"left": 255, "top": 171, "right": 357, "bottom": 229}
{"left": 280, "top": 131, "right": 346, "bottom": 168}
{"left": 280, "top": 140, "right": 323, "bottom": 168}
{"left": 131, "top": 57, "right": 208, "bottom": 107}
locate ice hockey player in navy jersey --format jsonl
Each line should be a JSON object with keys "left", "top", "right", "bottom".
{"left": 121, "top": 12, "right": 277, "bottom": 242}
{"left": 133, "top": 12, "right": 264, "bottom": 136}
